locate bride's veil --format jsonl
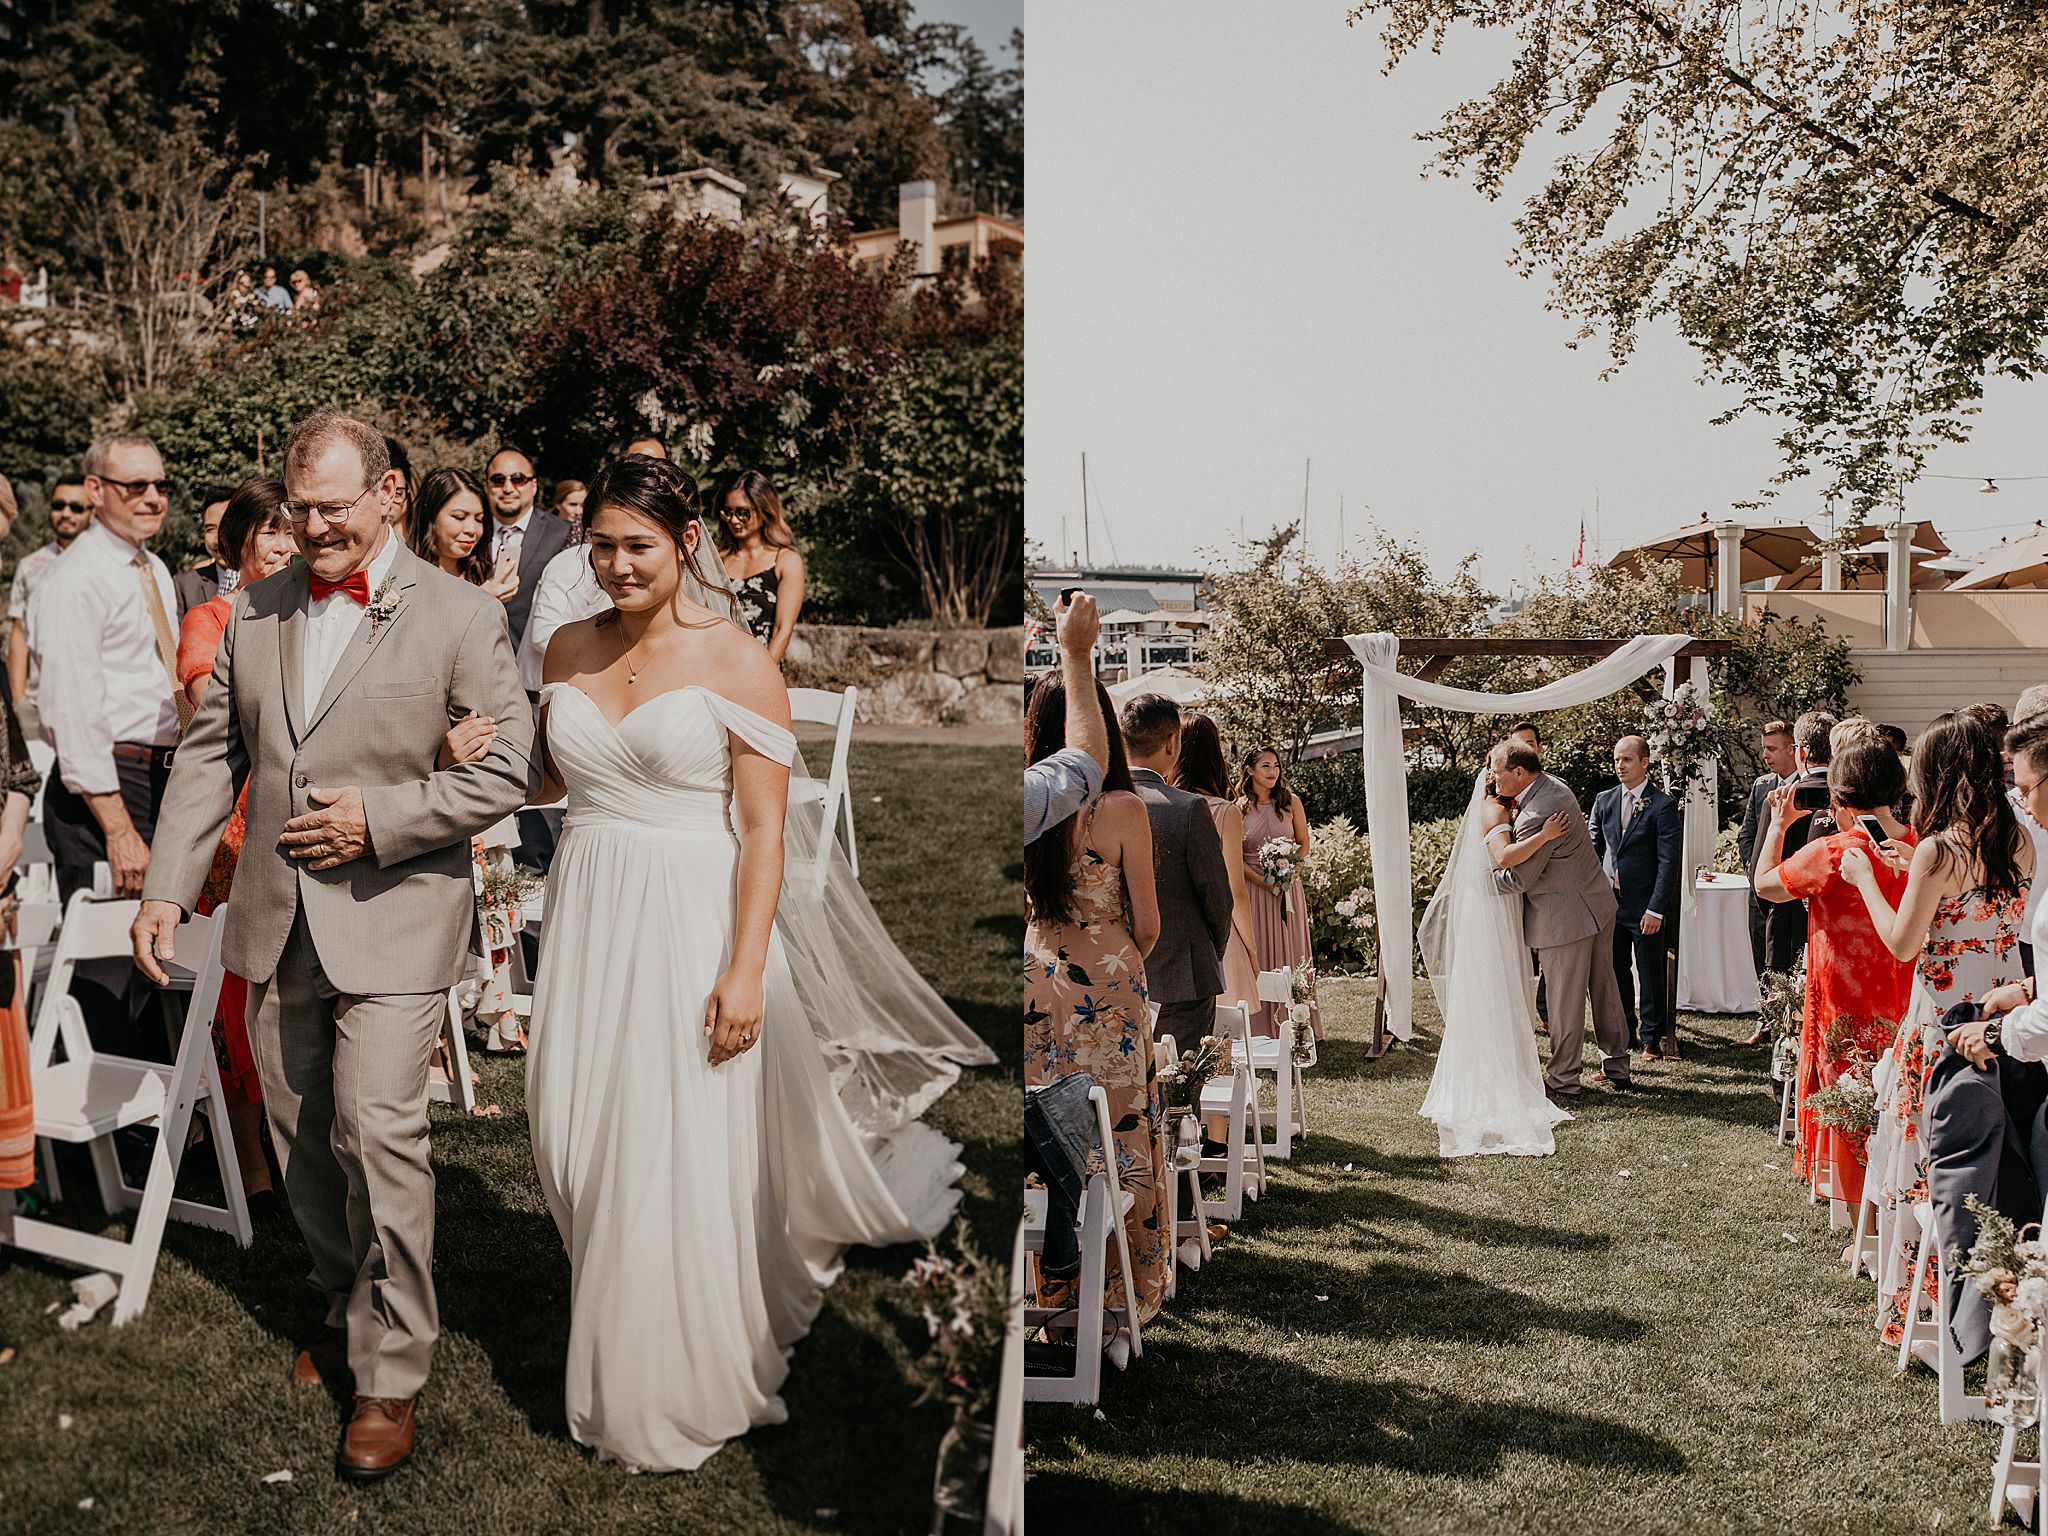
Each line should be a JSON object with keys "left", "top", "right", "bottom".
{"left": 684, "top": 520, "right": 997, "bottom": 1135}
{"left": 1418, "top": 769, "right": 1518, "bottom": 992}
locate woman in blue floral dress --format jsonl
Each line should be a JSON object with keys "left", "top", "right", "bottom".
{"left": 1023, "top": 675, "right": 1167, "bottom": 1326}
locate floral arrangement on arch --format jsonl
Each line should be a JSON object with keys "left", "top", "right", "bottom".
{"left": 1643, "top": 682, "right": 1715, "bottom": 797}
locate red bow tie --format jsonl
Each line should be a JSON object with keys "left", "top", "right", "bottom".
{"left": 309, "top": 570, "right": 371, "bottom": 605}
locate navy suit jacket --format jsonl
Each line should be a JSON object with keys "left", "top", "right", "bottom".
{"left": 1590, "top": 781, "right": 1682, "bottom": 925}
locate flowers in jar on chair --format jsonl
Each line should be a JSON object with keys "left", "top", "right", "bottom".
{"left": 1963, "top": 1196, "right": 2048, "bottom": 1427}
{"left": 1257, "top": 837, "right": 1304, "bottom": 916}
{"left": 1802, "top": 1055, "right": 1880, "bottom": 1147}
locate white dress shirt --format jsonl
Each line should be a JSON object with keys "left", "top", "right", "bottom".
{"left": 2013, "top": 785, "right": 2048, "bottom": 946}
{"left": 517, "top": 543, "right": 608, "bottom": 692}
{"left": 1999, "top": 893, "right": 2048, "bottom": 1061}
{"left": 35, "top": 520, "right": 181, "bottom": 794}
{"left": 11, "top": 540, "right": 64, "bottom": 709}
{"left": 303, "top": 534, "right": 400, "bottom": 723}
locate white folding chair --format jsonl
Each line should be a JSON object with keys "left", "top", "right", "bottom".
{"left": 1023, "top": 1084, "right": 1143, "bottom": 1404}
{"left": 1249, "top": 968, "right": 1311, "bottom": 1159}
{"left": 1896, "top": 1198, "right": 1991, "bottom": 1424}
{"left": 1846, "top": 1050, "right": 1898, "bottom": 1280}
{"left": 428, "top": 990, "right": 478, "bottom": 1115}
{"left": 1152, "top": 1037, "right": 1209, "bottom": 1284}
{"left": 787, "top": 686, "right": 860, "bottom": 882}
{"left": 1198, "top": 1001, "right": 1267, "bottom": 1222}
{"left": 984, "top": 1219, "right": 1026, "bottom": 1536}
{"left": 1, "top": 894, "right": 250, "bottom": 1324}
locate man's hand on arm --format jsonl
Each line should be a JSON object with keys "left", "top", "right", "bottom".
{"left": 280, "top": 787, "right": 371, "bottom": 870}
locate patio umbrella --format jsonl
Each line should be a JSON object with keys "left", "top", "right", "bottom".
{"left": 1948, "top": 524, "right": 2048, "bottom": 590}
{"left": 1106, "top": 666, "right": 1210, "bottom": 707}
{"left": 1606, "top": 519, "right": 1820, "bottom": 590}
{"left": 1772, "top": 520, "right": 1954, "bottom": 590}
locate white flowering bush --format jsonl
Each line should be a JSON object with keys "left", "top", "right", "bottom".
{"left": 1302, "top": 815, "right": 1462, "bottom": 975}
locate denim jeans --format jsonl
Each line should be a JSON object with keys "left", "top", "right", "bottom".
{"left": 1025, "top": 1072, "right": 1100, "bottom": 1281}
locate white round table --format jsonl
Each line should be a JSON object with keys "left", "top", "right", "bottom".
{"left": 1678, "top": 872, "right": 1760, "bottom": 1014}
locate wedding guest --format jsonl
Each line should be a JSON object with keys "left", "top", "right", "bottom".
{"left": 715, "top": 471, "right": 805, "bottom": 665}
{"left": 257, "top": 265, "right": 292, "bottom": 311}
{"left": 1755, "top": 737, "right": 1914, "bottom": 1207}
{"left": 482, "top": 447, "right": 571, "bottom": 651}
{"left": 2013, "top": 688, "right": 2048, "bottom": 976}
{"left": 174, "top": 478, "right": 296, "bottom": 1210}
{"left": 1592, "top": 735, "right": 1683, "bottom": 1059}
{"left": 1171, "top": 713, "right": 1259, "bottom": 1012}
{"left": 1023, "top": 671, "right": 1167, "bottom": 1331}
{"left": 1757, "top": 709, "right": 1838, "bottom": 974}
{"left": 409, "top": 468, "right": 518, "bottom": 600}
{"left": 1879, "top": 721, "right": 1915, "bottom": 822}
{"left": 1025, "top": 595, "right": 1106, "bottom": 846}
{"left": 1238, "top": 746, "right": 1321, "bottom": 1036}
{"left": 35, "top": 433, "right": 184, "bottom": 904}
{"left": 384, "top": 437, "right": 416, "bottom": 536}
{"left": 1509, "top": 720, "right": 1544, "bottom": 759}
{"left": 1738, "top": 719, "right": 1797, "bottom": 1036}
{"left": 550, "top": 479, "right": 587, "bottom": 540}
{"left": 288, "top": 268, "right": 321, "bottom": 318}
{"left": 9, "top": 472, "right": 93, "bottom": 739}
{"left": 1840, "top": 711, "right": 2033, "bottom": 1349}
{"left": 0, "top": 683, "right": 40, "bottom": 1192}
{"left": 1122, "top": 695, "right": 1233, "bottom": 1047}
{"left": 1926, "top": 713, "right": 2048, "bottom": 1368}
{"left": 518, "top": 541, "right": 610, "bottom": 695}
{"left": 173, "top": 485, "right": 234, "bottom": 618}
{"left": 621, "top": 434, "right": 667, "bottom": 460}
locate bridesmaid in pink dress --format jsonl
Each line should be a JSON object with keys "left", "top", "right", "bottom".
{"left": 1172, "top": 715, "right": 1259, "bottom": 1012}
{"left": 1237, "top": 747, "right": 1321, "bottom": 1038}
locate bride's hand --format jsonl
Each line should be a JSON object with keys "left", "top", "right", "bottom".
{"left": 1539, "top": 812, "right": 1569, "bottom": 843}
{"left": 705, "top": 965, "right": 765, "bottom": 1065}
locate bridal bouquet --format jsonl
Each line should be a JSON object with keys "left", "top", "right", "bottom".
{"left": 1258, "top": 837, "right": 1304, "bottom": 917}
{"left": 1643, "top": 683, "right": 1714, "bottom": 797}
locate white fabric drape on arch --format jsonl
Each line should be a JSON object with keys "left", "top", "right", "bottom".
{"left": 1341, "top": 632, "right": 1696, "bottom": 1042}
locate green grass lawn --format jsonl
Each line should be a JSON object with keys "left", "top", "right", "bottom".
{"left": 1028, "top": 978, "right": 2004, "bottom": 1536}
{"left": 0, "top": 738, "right": 1019, "bottom": 1536}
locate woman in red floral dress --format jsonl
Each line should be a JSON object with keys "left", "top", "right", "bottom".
{"left": 1759, "top": 736, "right": 1916, "bottom": 1208}
{"left": 1841, "top": 712, "right": 2033, "bottom": 1343}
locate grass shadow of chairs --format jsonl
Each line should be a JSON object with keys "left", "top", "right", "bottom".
{"left": 1030, "top": 1335, "right": 1687, "bottom": 1482}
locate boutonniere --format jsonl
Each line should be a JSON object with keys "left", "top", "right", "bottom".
{"left": 365, "top": 577, "right": 402, "bottom": 635}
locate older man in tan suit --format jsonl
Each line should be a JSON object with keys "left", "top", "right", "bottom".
{"left": 133, "top": 413, "right": 533, "bottom": 1481}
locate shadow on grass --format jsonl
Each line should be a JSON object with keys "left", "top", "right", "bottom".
{"left": 1244, "top": 1181, "right": 1617, "bottom": 1255}
{"left": 1031, "top": 1338, "right": 1686, "bottom": 1479}
{"left": 1024, "top": 1480, "right": 1374, "bottom": 1535}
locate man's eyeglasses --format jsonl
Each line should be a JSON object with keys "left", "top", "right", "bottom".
{"left": 487, "top": 473, "right": 533, "bottom": 488}
{"left": 50, "top": 499, "right": 89, "bottom": 513}
{"left": 95, "top": 477, "right": 173, "bottom": 500}
{"left": 281, "top": 485, "right": 375, "bottom": 526}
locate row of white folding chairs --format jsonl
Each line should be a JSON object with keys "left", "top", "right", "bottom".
{"left": 2, "top": 892, "right": 247, "bottom": 1326}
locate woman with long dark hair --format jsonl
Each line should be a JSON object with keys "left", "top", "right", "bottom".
{"left": 410, "top": 467, "right": 516, "bottom": 599}
{"left": 509, "top": 452, "right": 976, "bottom": 1471}
{"left": 713, "top": 470, "right": 804, "bottom": 665}
{"left": 1023, "top": 670, "right": 1165, "bottom": 1333}
{"left": 1173, "top": 714, "right": 1258, "bottom": 1012}
{"left": 1237, "top": 746, "right": 1320, "bottom": 1036}
{"left": 1842, "top": 711, "right": 2033, "bottom": 1345}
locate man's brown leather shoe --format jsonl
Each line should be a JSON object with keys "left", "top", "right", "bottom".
{"left": 291, "top": 1329, "right": 349, "bottom": 1390}
{"left": 337, "top": 1395, "right": 416, "bottom": 1482}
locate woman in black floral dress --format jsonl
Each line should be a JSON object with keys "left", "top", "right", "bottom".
{"left": 713, "top": 471, "right": 805, "bottom": 665}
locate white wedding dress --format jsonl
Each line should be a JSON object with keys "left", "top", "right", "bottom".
{"left": 1416, "top": 771, "right": 1573, "bottom": 1158}
{"left": 526, "top": 680, "right": 966, "bottom": 1472}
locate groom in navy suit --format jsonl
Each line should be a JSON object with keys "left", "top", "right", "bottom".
{"left": 1591, "top": 735, "right": 1683, "bottom": 1059}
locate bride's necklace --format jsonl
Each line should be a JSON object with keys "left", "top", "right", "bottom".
{"left": 615, "top": 622, "right": 648, "bottom": 685}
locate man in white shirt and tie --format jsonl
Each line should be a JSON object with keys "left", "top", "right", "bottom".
{"left": 35, "top": 433, "right": 188, "bottom": 906}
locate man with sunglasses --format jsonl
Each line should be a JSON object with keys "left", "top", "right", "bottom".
{"left": 32, "top": 435, "right": 185, "bottom": 912}
{"left": 8, "top": 472, "right": 92, "bottom": 738}
{"left": 482, "top": 447, "right": 570, "bottom": 652}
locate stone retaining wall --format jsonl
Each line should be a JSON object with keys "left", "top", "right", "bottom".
{"left": 783, "top": 625, "right": 1024, "bottom": 726}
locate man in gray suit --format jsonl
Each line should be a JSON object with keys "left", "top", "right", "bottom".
{"left": 1119, "top": 694, "right": 1233, "bottom": 1048}
{"left": 1487, "top": 739, "right": 1632, "bottom": 1096}
{"left": 132, "top": 413, "right": 533, "bottom": 1481}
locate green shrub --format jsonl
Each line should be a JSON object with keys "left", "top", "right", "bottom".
{"left": 1302, "top": 814, "right": 1462, "bottom": 977}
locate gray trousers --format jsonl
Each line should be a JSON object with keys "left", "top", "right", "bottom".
{"left": 1153, "top": 996, "right": 1218, "bottom": 1052}
{"left": 246, "top": 913, "right": 446, "bottom": 1399}
{"left": 1538, "top": 919, "right": 1632, "bottom": 1094}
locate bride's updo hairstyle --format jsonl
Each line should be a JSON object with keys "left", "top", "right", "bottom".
{"left": 582, "top": 453, "right": 740, "bottom": 625}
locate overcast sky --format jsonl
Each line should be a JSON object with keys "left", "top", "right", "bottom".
{"left": 1024, "top": 3, "right": 2048, "bottom": 591}
{"left": 915, "top": 0, "right": 1018, "bottom": 58}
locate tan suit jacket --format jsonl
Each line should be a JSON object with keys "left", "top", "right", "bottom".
{"left": 143, "top": 541, "right": 535, "bottom": 994}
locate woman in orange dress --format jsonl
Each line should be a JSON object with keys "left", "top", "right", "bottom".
{"left": 175, "top": 479, "right": 296, "bottom": 1207}
{"left": 1757, "top": 735, "right": 1916, "bottom": 1209}
{"left": 0, "top": 681, "right": 46, "bottom": 1191}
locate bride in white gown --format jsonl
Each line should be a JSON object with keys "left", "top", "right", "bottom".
{"left": 1416, "top": 765, "right": 1574, "bottom": 1158}
{"left": 521, "top": 457, "right": 968, "bottom": 1472}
